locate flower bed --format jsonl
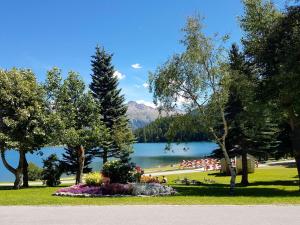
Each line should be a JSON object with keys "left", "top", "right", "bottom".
{"left": 54, "top": 183, "right": 176, "bottom": 197}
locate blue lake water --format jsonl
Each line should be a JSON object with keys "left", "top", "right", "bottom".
{"left": 0, "top": 142, "right": 217, "bottom": 182}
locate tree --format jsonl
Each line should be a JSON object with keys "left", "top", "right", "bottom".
{"left": 90, "top": 46, "right": 134, "bottom": 164}
{"left": 241, "top": 1, "right": 300, "bottom": 185}
{"left": 28, "top": 163, "right": 42, "bottom": 181}
{"left": 149, "top": 16, "right": 237, "bottom": 194}
{"left": 0, "top": 68, "right": 48, "bottom": 189}
{"left": 41, "top": 154, "right": 62, "bottom": 187}
{"left": 134, "top": 114, "right": 209, "bottom": 143}
{"left": 44, "top": 68, "right": 107, "bottom": 184}
{"left": 239, "top": 0, "right": 282, "bottom": 59}
{"left": 60, "top": 146, "right": 94, "bottom": 176}
{"left": 223, "top": 44, "right": 252, "bottom": 186}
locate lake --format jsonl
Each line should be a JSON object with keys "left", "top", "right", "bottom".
{"left": 0, "top": 142, "right": 217, "bottom": 182}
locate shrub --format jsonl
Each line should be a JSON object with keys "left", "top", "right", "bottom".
{"left": 133, "top": 166, "right": 144, "bottom": 182}
{"left": 41, "top": 154, "right": 62, "bottom": 187}
{"left": 28, "top": 162, "right": 42, "bottom": 181}
{"left": 55, "top": 183, "right": 176, "bottom": 196}
{"left": 57, "top": 184, "right": 101, "bottom": 195}
{"left": 102, "top": 159, "right": 135, "bottom": 183}
{"left": 85, "top": 172, "right": 103, "bottom": 186}
{"left": 101, "top": 183, "right": 133, "bottom": 195}
{"left": 140, "top": 175, "right": 160, "bottom": 183}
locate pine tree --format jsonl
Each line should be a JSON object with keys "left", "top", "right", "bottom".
{"left": 60, "top": 146, "right": 94, "bottom": 176}
{"left": 90, "top": 46, "right": 133, "bottom": 163}
{"left": 225, "top": 44, "right": 254, "bottom": 186}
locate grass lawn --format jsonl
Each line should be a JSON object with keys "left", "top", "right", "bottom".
{"left": 0, "top": 166, "right": 299, "bottom": 205}
{"left": 144, "top": 164, "right": 180, "bottom": 173}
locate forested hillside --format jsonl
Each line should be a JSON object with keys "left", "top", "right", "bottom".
{"left": 134, "top": 114, "right": 209, "bottom": 143}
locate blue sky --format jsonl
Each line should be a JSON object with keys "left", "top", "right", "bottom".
{"left": 0, "top": 0, "right": 285, "bottom": 106}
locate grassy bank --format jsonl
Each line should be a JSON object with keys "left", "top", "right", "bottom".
{"left": 0, "top": 166, "right": 299, "bottom": 205}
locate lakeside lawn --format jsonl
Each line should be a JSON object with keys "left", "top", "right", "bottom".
{"left": 0, "top": 166, "right": 299, "bottom": 205}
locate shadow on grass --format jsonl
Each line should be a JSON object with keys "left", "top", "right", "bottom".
{"left": 0, "top": 184, "right": 69, "bottom": 191}
{"left": 172, "top": 185, "right": 300, "bottom": 197}
{"left": 249, "top": 180, "right": 299, "bottom": 186}
{"left": 207, "top": 172, "right": 230, "bottom": 177}
{"left": 268, "top": 162, "right": 296, "bottom": 168}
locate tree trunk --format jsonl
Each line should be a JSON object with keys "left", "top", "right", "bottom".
{"left": 15, "top": 150, "right": 25, "bottom": 189}
{"left": 14, "top": 169, "right": 23, "bottom": 189}
{"left": 241, "top": 148, "right": 249, "bottom": 186}
{"left": 295, "top": 156, "right": 300, "bottom": 182}
{"left": 102, "top": 148, "right": 108, "bottom": 164}
{"left": 75, "top": 145, "right": 85, "bottom": 184}
{"left": 0, "top": 149, "right": 24, "bottom": 189}
{"left": 221, "top": 145, "right": 236, "bottom": 195}
{"left": 21, "top": 151, "right": 29, "bottom": 188}
{"left": 290, "top": 124, "right": 300, "bottom": 190}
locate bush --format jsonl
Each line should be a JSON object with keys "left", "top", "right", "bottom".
{"left": 140, "top": 175, "right": 159, "bottom": 183}
{"left": 101, "top": 183, "right": 133, "bottom": 195}
{"left": 85, "top": 172, "right": 103, "bottom": 186}
{"left": 28, "top": 162, "right": 42, "bottom": 181}
{"left": 102, "top": 159, "right": 135, "bottom": 184}
{"left": 133, "top": 166, "right": 144, "bottom": 182}
{"left": 41, "top": 154, "right": 62, "bottom": 187}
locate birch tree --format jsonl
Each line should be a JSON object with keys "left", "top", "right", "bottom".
{"left": 149, "top": 16, "right": 237, "bottom": 194}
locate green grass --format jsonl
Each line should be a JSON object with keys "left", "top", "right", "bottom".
{"left": 144, "top": 164, "right": 180, "bottom": 173}
{"left": 0, "top": 166, "right": 299, "bottom": 205}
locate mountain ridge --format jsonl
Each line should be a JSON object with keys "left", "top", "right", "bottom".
{"left": 126, "top": 101, "right": 180, "bottom": 129}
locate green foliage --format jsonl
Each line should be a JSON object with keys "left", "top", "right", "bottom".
{"left": 60, "top": 146, "right": 94, "bottom": 175}
{"left": 0, "top": 68, "right": 49, "bottom": 188}
{"left": 148, "top": 16, "right": 236, "bottom": 183}
{"left": 90, "top": 46, "right": 134, "bottom": 162}
{"left": 149, "top": 16, "right": 231, "bottom": 141}
{"left": 44, "top": 68, "right": 108, "bottom": 149}
{"left": 134, "top": 115, "right": 208, "bottom": 143}
{"left": 27, "top": 163, "right": 43, "bottom": 181}
{"left": 41, "top": 154, "right": 62, "bottom": 187}
{"left": 102, "top": 154, "right": 136, "bottom": 184}
{"left": 239, "top": 0, "right": 282, "bottom": 58}
{"left": 240, "top": 2, "right": 300, "bottom": 177}
{"left": 0, "top": 68, "right": 48, "bottom": 152}
{"left": 85, "top": 172, "right": 103, "bottom": 186}
{"left": 44, "top": 68, "right": 108, "bottom": 183}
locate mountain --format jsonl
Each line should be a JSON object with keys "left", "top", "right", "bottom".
{"left": 126, "top": 101, "right": 160, "bottom": 129}
{"left": 126, "top": 101, "right": 180, "bottom": 130}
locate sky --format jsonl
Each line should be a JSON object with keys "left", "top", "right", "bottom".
{"left": 0, "top": 0, "right": 286, "bottom": 107}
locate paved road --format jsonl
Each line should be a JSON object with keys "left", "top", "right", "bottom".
{"left": 1, "top": 205, "right": 299, "bottom": 225}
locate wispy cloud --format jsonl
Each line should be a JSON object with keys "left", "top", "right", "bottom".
{"left": 113, "top": 70, "right": 125, "bottom": 80}
{"left": 134, "top": 84, "right": 142, "bottom": 88}
{"left": 142, "top": 82, "right": 149, "bottom": 88}
{"left": 131, "top": 63, "right": 142, "bottom": 69}
{"left": 136, "top": 100, "right": 156, "bottom": 108}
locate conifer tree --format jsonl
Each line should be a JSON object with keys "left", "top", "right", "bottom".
{"left": 90, "top": 46, "right": 133, "bottom": 163}
{"left": 60, "top": 146, "right": 94, "bottom": 176}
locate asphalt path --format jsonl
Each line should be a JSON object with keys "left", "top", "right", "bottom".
{"left": 0, "top": 205, "right": 299, "bottom": 225}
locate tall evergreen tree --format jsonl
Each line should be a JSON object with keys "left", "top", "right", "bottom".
{"left": 90, "top": 46, "right": 133, "bottom": 164}
{"left": 225, "top": 44, "right": 254, "bottom": 186}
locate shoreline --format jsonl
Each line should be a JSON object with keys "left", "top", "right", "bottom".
{"left": 0, "top": 159, "right": 295, "bottom": 186}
